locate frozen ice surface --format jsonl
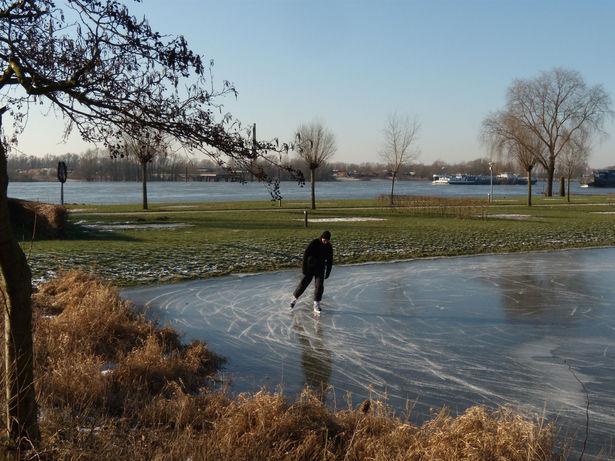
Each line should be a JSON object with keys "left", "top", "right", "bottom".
{"left": 123, "top": 248, "right": 615, "bottom": 458}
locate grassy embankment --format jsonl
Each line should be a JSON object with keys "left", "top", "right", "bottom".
{"left": 16, "top": 270, "right": 559, "bottom": 460}
{"left": 21, "top": 193, "right": 615, "bottom": 286}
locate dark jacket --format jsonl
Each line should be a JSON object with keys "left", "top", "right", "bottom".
{"left": 302, "top": 238, "right": 333, "bottom": 277}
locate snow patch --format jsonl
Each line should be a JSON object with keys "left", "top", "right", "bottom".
{"left": 296, "top": 217, "right": 386, "bottom": 223}
{"left": 83, "top": 222, "right": 194, "bottom": 230}
{"left": 487, "top": 214, "right": 532, "bottom": 220}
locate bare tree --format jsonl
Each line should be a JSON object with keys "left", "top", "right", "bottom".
{"left": 124, "top": 129, "right": 168, "bottom": 210}
{"left": 482, "top": 111, "right": 544, "bottom": 206}
{"left": 380, "top": 113, "right": 420, "bottom": 205}
{"left": 503, "top": 68, "right": 611, "bottom": 196}
{"left": 0, "top": 0, "right": 286, "bottom": 450}
{"left": 558, "top": 130, "right": 590, "bottom": 203}
{"left": 295, "top": 121, "right": 336, "bottom": 210}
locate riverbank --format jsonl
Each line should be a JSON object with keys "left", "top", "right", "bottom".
{"left": 23, "top": 195, "right": 615, "bottom": 286}
{"left": 12, "top": 196, "right": 612, "bottom": 458}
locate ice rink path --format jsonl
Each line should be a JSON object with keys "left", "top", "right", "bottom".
{"left": 123, "top": 247, "right": 615, "bottom": 459}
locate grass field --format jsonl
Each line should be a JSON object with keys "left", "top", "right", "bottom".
{"left": 21, "top": 194, "right": 615, "bottom": 285}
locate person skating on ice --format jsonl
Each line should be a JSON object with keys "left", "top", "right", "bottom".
{"left": 290, "top": 230, "right": 333, "bottom": 314}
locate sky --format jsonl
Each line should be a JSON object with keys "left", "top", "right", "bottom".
{"left": 10, "top": 0, "right": 615, "bottom": 167}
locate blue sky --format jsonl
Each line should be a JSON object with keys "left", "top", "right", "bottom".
{"left": 15, "top": 0, "right": 615, "bottom": 166}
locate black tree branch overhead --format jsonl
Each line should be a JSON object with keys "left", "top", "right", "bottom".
{"left": 0, "top": 0, "right": 304, "bottom": 453}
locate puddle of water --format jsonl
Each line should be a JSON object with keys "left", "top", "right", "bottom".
{"left": 123, "top": 248, "right": 615, "bottom": 459}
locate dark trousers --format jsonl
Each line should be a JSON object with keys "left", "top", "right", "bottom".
{"left": 294, "top": 271, "right": 325, "bottom": 302}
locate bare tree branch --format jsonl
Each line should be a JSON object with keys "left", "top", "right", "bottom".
{"left": 295, "top": 120, "right": 336, "bottom": 210}
{"left": 503, "top": 68, "right": 612, "bottom": 196}
{"left": 380, "top": 112, "right": 420, "bottom": 206}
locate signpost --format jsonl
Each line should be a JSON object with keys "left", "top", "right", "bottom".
{"left": 57, "top": 161, "right": 68, "bottom": 205}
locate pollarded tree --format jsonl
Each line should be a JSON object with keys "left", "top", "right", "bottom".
{"left": 123, "top": 129, "right": 168, "bottom": 210}
{"left": 380, "top": 113, "right": 420, "bottom": 205}
{"left": 295, "top": 121, "right": 336, "bottom": 210}
{"left": 503, "top": 68, "right": 611, "bottom": 196}
{"left": 0, "top": 0, "right": 282, "bottom": 451}
{"left": 482, "top": 111, "right": 544, "bottom": 206}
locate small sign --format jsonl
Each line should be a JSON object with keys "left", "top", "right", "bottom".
{"left": 57, "top": 161, "right": 68, "bottom": 183}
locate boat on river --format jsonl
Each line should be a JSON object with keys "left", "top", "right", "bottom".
{"left": 495, "top": 173, "right": 537, "bottom": 185}
{"left": 431, "top": 173, "right": 536, "bottom": 186}
{"left": 431, "top": 174, "right": 451, "bottom": 184}
{"left": 447, "top": 174, "right": 491, "bottom": 185}
{"left": 581, "top": 170, "right": 615, "bottom": 187}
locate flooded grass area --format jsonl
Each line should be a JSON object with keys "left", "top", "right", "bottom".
{"left": 23, "top": 196, "right": 615, "bottom": 285}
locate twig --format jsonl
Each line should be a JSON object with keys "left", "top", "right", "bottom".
{"left": 565, "top": 359, "right": 589, "bottom": 461}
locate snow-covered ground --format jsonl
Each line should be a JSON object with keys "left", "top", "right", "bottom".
{"left": 123, "top": 248, "right": 615, "bottom": 459}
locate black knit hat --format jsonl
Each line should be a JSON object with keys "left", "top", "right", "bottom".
{"left": 321, "top": 230, "right": 331, "bottom": 240}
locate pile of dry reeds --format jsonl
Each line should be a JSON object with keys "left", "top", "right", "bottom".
{"left": 8, "top": 198, "right": 68, "bottom": 239}
{"left": 378, "top": 195, "right": 489, "bottom": 219}
{"left": 1, "top": 270, "right": 560, "bottom": 459}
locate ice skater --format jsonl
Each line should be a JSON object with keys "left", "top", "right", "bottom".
{"left": 290, "top": 230, "right": 333, "bottom": 314}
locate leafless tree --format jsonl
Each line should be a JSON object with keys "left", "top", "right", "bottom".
{"left": 502, "top": 68, "right": 612, "bottom": 196}
{"left": 0, "top": 0, "right": 289, "bottom": 450}
{"left": 482, "top": 111, "right": 544, "bottom": 206}
{"left": 295, "top": 121, "right": 336, "bottom": 210}
{"left": 380, "top": 113, "right": 420, "bottom": 205}
{"left": 123, "top": 129, "right": 168, "bottom": 210}
{"left": 558, "top": 130, "right": 590, "bottom": 202}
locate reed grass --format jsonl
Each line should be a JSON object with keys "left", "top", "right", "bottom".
{"left": 0, "top": 271, "right": 563, "bottom": 459}
{"left": 8, "top": 198, "right": 68, "bottom": 239}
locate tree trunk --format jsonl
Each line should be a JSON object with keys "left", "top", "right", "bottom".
{"left": 0, "top": 126, "right": 40, "bottom": 449}
{"left": 545, "top": 154, "right": 555, "bottom": 196}
{"left": 389, "top": 172, "right": 396, "bottom": 206}
{"left": 310, "top": 167, "right": 316, "bottom": 210}
{"left": 141, "top": 161, "right": 148, "bottom": 210}
{"left": 527, "top": 167, "right": 533, "bottom": 207}
{"left": 567, "top": 175, "right": 571, "bottom": 203}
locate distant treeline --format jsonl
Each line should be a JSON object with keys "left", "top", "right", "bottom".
{"left": 8, "top": 149, "right": 529, "bottom": 182}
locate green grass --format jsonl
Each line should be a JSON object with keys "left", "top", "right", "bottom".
{"left": 24, "top": 194, "right": 615, "bottom": 286}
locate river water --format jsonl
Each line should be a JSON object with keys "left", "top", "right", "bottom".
{"left": 8, "top": 179, "right": 595, "bottom": 204}
{"left": 123, "top": 248, "right": 615, "bottom": 459}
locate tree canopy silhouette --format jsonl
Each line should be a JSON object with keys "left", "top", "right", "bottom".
{"left": 0, "top": 0, "right": 292, "bottom": 451}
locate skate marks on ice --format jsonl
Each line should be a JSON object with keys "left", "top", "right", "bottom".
{"left": 123, "top": 248, "right": 615, "bottom": 458}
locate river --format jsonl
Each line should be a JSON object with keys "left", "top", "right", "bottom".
{"left": 8, "top": 179, "right": 594, "bottom": 205}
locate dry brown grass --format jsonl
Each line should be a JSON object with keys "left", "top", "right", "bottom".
{"left": 378, "top": 195, "right": 489, "bottom": 219}
{"left": 10, "top": 270, "right": 561, "bottom": 459}
{"left": 8, "top": 198, "right": 68, "bottom": 239}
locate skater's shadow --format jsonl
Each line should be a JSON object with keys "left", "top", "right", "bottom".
{"left": 293, "top": 316, "right": 332, "bottom": 402}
